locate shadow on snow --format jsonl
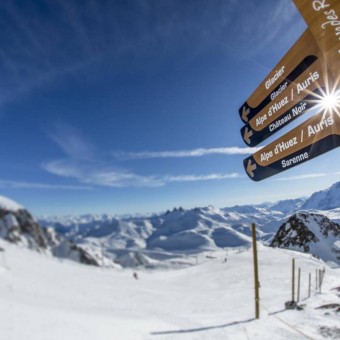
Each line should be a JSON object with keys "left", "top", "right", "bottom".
{"left": 150, "top": 317, "right": 255, "bottom": 336}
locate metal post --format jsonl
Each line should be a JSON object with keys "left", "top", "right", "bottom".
{"left": 308, "top": 273, "right": 311, "bottom": 298}
{"left": 292, "top": 258, "right": 295, "bottom": 302}
{"left": 297, "top": 267, "right": 301, "bottom": 303}
{"left": 251, "top": 223, "right": 260, "bottom": 319}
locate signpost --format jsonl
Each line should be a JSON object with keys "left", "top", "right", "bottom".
{"left": 243, "top": 110, "right": 340, "bottom": 181}
{"left": 241, "top": 56, "right": 332, "bottom": 146}
{"left": 239, "top": 0, "right": 340, "bottom": 181}
{"left": 239, "top": 29, "right": 321, "bottom": 123}
{"left": 293, "top": 0, "right": 340, "bottom": 78}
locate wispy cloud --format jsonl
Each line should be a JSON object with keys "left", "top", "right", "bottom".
{"left": 43, "top": 159, "right": 163, "bottom": 188}
{"left": 273, "top": 173, "right": 329, "bottom": 181}
{"left": 48, "top": 123, "right": 97, "bottom": 161}
{"left": 44, "top": 123, "right": 245, "bottom": 188}
{"left": 0, "top": 179, "right": 92, "bottom": 190}
{"left": 165, "top": 173, "right": 242, "bottom": 182}
{"left": 112, "top": 146, "right": 261, "bottom": 160}
{"left": 43, "top": 159, "right": 241, "bottom": 188}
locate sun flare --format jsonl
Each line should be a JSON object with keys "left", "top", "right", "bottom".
{"left": 318, "top": 89, "right": 340, "bottom": 113}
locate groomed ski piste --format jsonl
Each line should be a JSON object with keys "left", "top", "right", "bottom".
{"left": 0, "top": 239, "right": 339, "bottom": 340}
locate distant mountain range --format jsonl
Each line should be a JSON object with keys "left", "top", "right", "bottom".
{"left": 1, "top": 181, "right": 340, "bottom": 268}
{"left": 301, "top": 181, "right": 340, "bottom": 210}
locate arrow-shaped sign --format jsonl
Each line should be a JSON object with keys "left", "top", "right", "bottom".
{"left": 240, "top": 56, "right": 332, "bottom": 146}
{"left": 241, "top": 105, "right": 251, "bottom": 122}
{"left": 246, "top": 159, "right": 257, "bottom": 178}
{"left": 239, "top": 29, "right": 320, "bottom": 123}
{"left": 243, "top": 109, "right": 340, "bottom": 181}
{"left": 243, "top": 126, "right": 253, "bottom": 145}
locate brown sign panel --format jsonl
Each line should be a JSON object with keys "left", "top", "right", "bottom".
{"left": 243, "top": 110, "right": 340, "bottom": 181}
{"left": 241, "top": 55, "right": 333, "bottom": 146}
{"left": 239, "top": 29, "right": 321, "bottom": 123}
{"left": 293, "top": 0, "right": 340, "bottom": 79}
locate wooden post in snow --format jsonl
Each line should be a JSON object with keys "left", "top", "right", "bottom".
{"left": 297, "top": 267, "right": 301, "bottom": 303}
{"left": 292, "top": 258, "right": 295, "bottom": 302}
{"left": 319, "top": 269, "right": 322, "bottom": 293}
{"left": 316, "top": 269, "right": 318, "bottom": 291}
{"left": 251, "top": 223, "right": 260, "bottom": 319}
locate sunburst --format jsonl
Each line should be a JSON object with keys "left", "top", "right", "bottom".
{"left": 315, "top": 85, "right": 340, "bottom": 119}
{"left": 303, "top": 72, "right": 340, "bottom": 121}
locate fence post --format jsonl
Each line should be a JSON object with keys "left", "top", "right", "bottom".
{"left": 297, "top": 267, "right": 301, "bottom": 303}
{"left": 292, "top": 258, "right": 295, "bottom": 302}
{"left": 251, "top": 223, "right": 260, "bottom": 319}
{"left": 319, "top": 269, "right": 322, "bottom": 293}
{"left": 315, "top": 269, "right": 318, "bottom": 291}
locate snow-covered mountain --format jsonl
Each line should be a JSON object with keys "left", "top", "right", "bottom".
{"left": 223, "top": 197, "right": 306, "bottom": 216}
{"left": 270, "top": 212, "right": 340, "bottom": 265}
{"left": 1, "top": 181, "right": 339, "bottom": 268}
{"left": 36, "top": 182, "right": 339, "bottom": 267}
{"left": 57, "top": 206, "right": 255, "bottom": 267}
{"left": 301, "top": 181, "right": 340, "bottom": 210}
{"left": 269, "top": 198, "right": 306, "bottom": 214}
{"left": 39, "top": 204, "right": 288, "bottom": 267}
{"left": 35, "top": 204, "right": 301, "bottom": 268}
{"left": 0, "top": 196, "right": 105, "bottom": 266}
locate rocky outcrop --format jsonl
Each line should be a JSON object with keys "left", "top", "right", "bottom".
{"left": 0, "top": 208, "right": 47, "bottom": 250}
{"left": 0, "top": 207, "right": 101, "bottom": 266}
{"left": 270, "top": 212, "right": 340, "bottom": 264}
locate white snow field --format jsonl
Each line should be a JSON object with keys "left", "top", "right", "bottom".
{"left": 0, "top": 239, "right": 339, "bottom": 340}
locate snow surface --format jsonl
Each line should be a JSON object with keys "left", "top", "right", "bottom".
{"left": 0, "top": 239, "right": 339, "bottom": 340}
{"left": 0, "top": 195, "right": 22, "bottom": 211}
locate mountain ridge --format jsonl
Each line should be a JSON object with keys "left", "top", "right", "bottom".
{"left": 1, "top": 181, "right": 339, "bottom": 268}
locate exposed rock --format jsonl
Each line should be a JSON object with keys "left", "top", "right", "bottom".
{"left": 270, "top": 212, "right": 340, "bottom": 265}
{"left": 0, "top": 207, "right": 101, "bottom": 266}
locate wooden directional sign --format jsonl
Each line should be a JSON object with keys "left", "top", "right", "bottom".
{"left": 293, "top": 0, "right": 340, "bottom": 79}
{"left": 243, "top": 110, "right": 340, "bottom": 181}
{"left": 239, "top": 29, "right": 320, "bottom": 124}
{"left": 241, "top": 56, "right": 333, "bottom": 146}
{"left": 239, "top": 0, "right": 340, "bottom": 181}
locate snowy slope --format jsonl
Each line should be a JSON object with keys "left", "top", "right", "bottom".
{"left": 0, "top": 195, "right": 23, "bottom": 211}
{"left": 0, "top": 238, "right": 339, "bottom": 340}
{"left": 302, "top": 181, "right": 340, "bottom": 210}
{"left": 269, "top": 198, "right": 306, "bottom": 214}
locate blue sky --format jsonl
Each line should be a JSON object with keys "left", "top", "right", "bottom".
{"left": 0, "top": 0, "right": 339, "bottom": 216}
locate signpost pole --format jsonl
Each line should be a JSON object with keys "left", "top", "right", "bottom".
{"left": 251, "top": 223, "right": 260, "bottom": 319}
{"left": 297, "top": 267, "right": 301, "bottom": 302}
{"left": 292, "top": 258, "right": 295, "bottom": 302}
